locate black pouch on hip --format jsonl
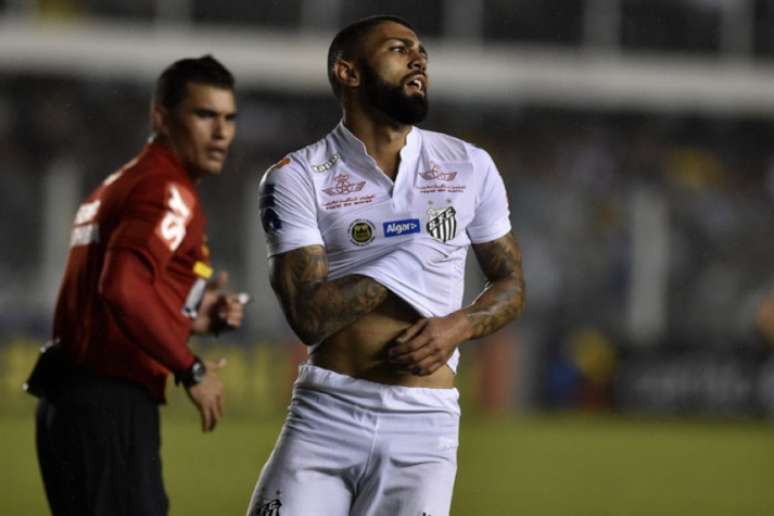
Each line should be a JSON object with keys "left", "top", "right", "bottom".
{"left": 23, "top": 339, "right": 69, "bottom": 398}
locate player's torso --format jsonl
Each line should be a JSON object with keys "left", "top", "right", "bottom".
{"left": 296, "top": 128, "right": 477, "bottom": 387}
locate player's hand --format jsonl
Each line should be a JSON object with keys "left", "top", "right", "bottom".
{"left": 185, "top": 358, "right": 226, "bottom": 432}
{"left": 192, "top": 271, "right": 249, "bottom": 335}
{"left": 387, "top": 313, "right": 470, "bottom": 376}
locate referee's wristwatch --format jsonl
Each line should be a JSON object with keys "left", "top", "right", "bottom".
{"left": 175, "top": 357, "right": 207, "bottom": 388}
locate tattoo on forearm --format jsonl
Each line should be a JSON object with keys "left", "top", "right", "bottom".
{"left": 467, "top": 234, "right": 525, "bottom": 338}
{"left": 269, "top": 246, "right": 388, "bottom": 344}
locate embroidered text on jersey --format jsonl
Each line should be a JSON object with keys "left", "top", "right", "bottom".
{"left": 312, "top": 153, "right": 340, "bottom": 173}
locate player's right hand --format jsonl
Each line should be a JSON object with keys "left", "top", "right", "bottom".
{"left": 185, "top": 358, "right": 226, "bottom": 432}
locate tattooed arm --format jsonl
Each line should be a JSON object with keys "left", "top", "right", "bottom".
{"left": 269, "top": 244, "right": 389, "bottom": 345}
{"left": 388, "top": 232, "right": 525, "bottom": 375}
{"left": 464, "top": 232, "right": 525, "bottom": 337}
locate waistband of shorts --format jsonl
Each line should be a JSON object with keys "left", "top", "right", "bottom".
{"left": 294, "top": 364, "right": 460, "bottom": 415}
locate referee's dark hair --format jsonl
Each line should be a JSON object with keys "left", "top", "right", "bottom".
{"left": 327, "top": 15, "right": 416, "bottom": 99}
{"left": 154, "top": 55, "right": 235, "bottom": 111}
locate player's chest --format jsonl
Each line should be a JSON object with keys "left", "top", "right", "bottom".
{"left": 315, "top": 160, "right": 475, "bottom": 252}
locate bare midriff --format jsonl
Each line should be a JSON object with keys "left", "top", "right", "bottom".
{"left": 309, "top": 292, "right": 455, "bottom": 388}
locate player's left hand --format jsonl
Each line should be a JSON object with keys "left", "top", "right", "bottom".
{"left": 387, "top": 313, "right": 469, "bottom": 376}
{"left": 192, "top": 271, "right": 249, "bottom": 335}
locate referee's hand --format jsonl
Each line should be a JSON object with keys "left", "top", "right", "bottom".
{"left": 185, "top": 358, "right": 226, "bottom": 432}
{"left": 192, "top": 271, "right": 248, "bottom": 335}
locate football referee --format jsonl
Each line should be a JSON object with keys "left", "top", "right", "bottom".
{"left": 30, "top": 55, "right": 246, "bottom": 516}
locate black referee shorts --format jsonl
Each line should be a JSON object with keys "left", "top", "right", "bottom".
{"left": 35, "top": 374, "right": 169, "bottom": 516}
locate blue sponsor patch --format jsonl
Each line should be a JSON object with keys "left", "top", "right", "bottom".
{"left": 383, "top": 218, "right": 421, "bottom": 237}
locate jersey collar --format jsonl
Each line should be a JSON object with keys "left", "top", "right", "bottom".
{"left": 332, "top": 121, "right": 422, "bottom": 185}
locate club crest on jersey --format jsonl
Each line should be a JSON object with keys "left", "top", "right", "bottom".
{"left": 426, "top": 206, "right": 457, "bottom": 243}
{"left": 312, "top": 153, "right": 340, "bottom": 173}
{"left": 383, "top": 218, "right": 421, "bottom": 238}
{"left": 349, "top": 219, "right": 375, "bottom": 246}
{"left": 323, "top": 173, "right": 366, "bottom": 196}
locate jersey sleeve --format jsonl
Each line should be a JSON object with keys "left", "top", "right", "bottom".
{"left": 99, "top": 248, "right": 196, "bottom": 374}
{"left": 108, "top": 175, "right": 197, "bottom": 277}
{"left": 259, "top": 156, "right": 324, "bottom": 257}
{"left": 466, "top": 147, "right": 512, "bottom": 244}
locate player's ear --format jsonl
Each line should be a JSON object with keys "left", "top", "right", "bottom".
{"left": 151, "top": 103, "right": 171, "bottom": 137}
{"left": 334, "top": 59, "right": 360, "bottom": 89}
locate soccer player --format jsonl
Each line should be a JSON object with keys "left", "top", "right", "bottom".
{"left": 33, "top": 55, "right": 245, "bottom": 516}
{"left": 248, "top": 16, "right": 525, "bottom": 516}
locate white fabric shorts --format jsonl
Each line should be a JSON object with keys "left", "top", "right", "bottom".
{"left": 246, "top": 364, "right": 460, "bottom": 516}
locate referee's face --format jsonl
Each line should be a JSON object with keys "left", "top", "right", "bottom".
{"left": 163, "top": 82, "right": 237, "bottom": 180}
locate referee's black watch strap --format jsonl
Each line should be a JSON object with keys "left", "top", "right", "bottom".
{"left": 175, "top": 357, "right": 206, "bottom": 388}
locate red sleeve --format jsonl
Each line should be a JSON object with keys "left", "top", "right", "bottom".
{"left": 108, "top": 176, "right": 197, "bottom": 278}
{"left": 99, "top": 248, "right": 196, "bottom": 374}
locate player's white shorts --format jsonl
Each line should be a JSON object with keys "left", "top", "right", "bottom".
{"left": 246, "top": 364, "right": 460, "bottom": 516}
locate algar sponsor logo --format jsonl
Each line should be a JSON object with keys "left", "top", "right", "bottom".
{"left": 383, "top": 218, "right": 421, "bottom": 237}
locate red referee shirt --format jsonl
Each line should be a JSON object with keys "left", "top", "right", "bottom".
{"left": 52, "top": 142, "right": 211, "bottom": 402}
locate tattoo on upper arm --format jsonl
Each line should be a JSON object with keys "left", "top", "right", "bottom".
{"left": 468, "top": 233, "right": 525, "bottom": 337}
{"left": 473, "top": 233, "right": 523, "bottom": 283}
{"left": 268, "top": 245, "right": 388, "bottom": 344}
{"left": 269, "top": 245, "right": 327, "bottom": 327}
{"left": 273, "top": 245, "right": 328, "bottom": 290}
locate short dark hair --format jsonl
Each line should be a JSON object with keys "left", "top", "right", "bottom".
{"left": 154, "top": 55, "right": 235, "bottom": 110}
{"left": 327, "top": 15, "right": 416, "bottom": 99}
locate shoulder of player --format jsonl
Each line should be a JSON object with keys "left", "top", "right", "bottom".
{"left": 121, "top": 167, "right": 200, "bottom": 215}
{"left": 416, "top": 128, "right": 481, "bottom": 160}
{"left": 417, "top": 127, "right": 494, "bottom": 168}
{"left": 261, "top": 134, "right": 337, "bottom": 185}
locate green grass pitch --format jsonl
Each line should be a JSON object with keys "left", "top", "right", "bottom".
{"left": 3, "top": 410, "right": 774, "bottom": 515}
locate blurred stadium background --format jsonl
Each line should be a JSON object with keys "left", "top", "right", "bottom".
{"left": 3, "top": 0, "right": 774, "bottom": 514}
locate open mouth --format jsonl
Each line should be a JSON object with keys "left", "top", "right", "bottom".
{"left": 405, "top": 76, "right": 426, "bottom": 95}
{"left": 207, "top": 148, "right": 226, "bottom": 160}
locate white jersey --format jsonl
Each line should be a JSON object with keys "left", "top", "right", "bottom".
{"left": 259, "top": 122, "right": 511, "bottom": 372}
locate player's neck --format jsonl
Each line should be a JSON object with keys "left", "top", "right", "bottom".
{"left": 149, "top": 134, "right": 204, "bottom": 184}
{"left": 343, "top": 109, "right": 410, "bottom": 180}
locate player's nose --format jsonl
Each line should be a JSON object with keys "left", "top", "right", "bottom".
{"left": 409, "top": 51, "right": 427, "bottom": 73}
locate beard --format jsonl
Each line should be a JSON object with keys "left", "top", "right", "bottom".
{"left": 361, "top": 63, "right": 429, "bottom": 125}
